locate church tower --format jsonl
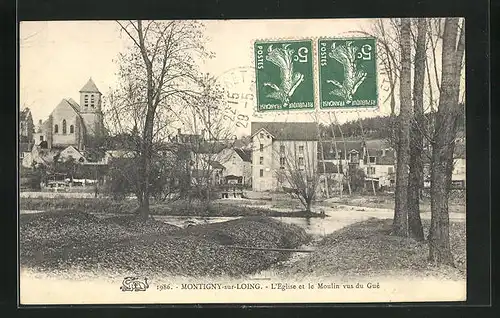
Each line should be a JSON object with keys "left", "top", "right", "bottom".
{"left": 79, "top": 78, "right": 104, "bottom": 137}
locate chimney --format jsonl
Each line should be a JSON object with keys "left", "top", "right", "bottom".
{"left": 39, "top": 119, "right": 42, "bottom": 125}
{"left": 178, "top": 128, "right": 181, "bottom": 135}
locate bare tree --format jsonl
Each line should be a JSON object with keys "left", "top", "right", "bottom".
{"left": 182, "top": 75, "right": 236, "bottom": 205}
{"left": 393, "top": 18, "right": 412, "bottom": 237}
{"left": 428, "top": 18, "right": 465, "bottom": 265}
{"left": 275, "top": 141, "right": 319, "bottom": 215}
{"left": 327, "top": 112, "right": 352, "bottom": 196}
{"left": 407, "top": 18, "right": 427, "bottom": 241}
{"left": 114, "top": 20, "right": 211, "bottom": 220}
{"left": 352, "top": 19, "right": 400, "bottom": 148}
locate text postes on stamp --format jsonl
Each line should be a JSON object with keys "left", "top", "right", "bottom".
{"left": 254, "top": 40, "right": 314, "bottom": 112}
{"left": 318, "top": 38, "right": 378, "bottom": 109}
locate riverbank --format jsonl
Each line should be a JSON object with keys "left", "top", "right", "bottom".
{"left": 20, "top": 210, "right": 311, "bottom": 277}
{"left": 323, "top": 193, "right": 466, "bottom": 214}
{"left": 273, "top": 218, "right": 466, "bottom": 281}
{"left": 19, "top": 197, "right": 325, "bottom": 218}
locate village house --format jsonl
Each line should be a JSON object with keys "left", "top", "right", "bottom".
{"left": 168, "top": 129, "right": 251, "bottom": 187}
{"left": 317, "top": 139, "right": 395, "bottom": 192}
{"left": 20, "top": 108, "right": 34, "bottom": 143}
{"left": 251, "top": 122, "right": 319, "bottom": 192}
{"left": 22, "top": 78, "right": 105, "bottom": 168}
{"left": 251, "top": 122, "right": 397, "bottom": 193}
{"left": 216, "top": 148, "right": 252, "bottom": 186}
{"left": 19, "top": 108, "right": 35, "bottom": 165}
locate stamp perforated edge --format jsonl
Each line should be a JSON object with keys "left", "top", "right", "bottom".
{"left": 251, "top": 37, "right": 317, "bottom": 116}
{"left": 316, "top": 36, "right": 380, "bottom": 113}
{"left": 250, "top": 35, "right": 383, "bottom": 116}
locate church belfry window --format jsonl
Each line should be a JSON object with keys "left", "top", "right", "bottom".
{"left": 62, "top": 120, "right": 67, "bottom": 134}
{"left": 70, "top": 125, "right": 74, "bottom": 134}
{"left": 90, "top": 95, "right": 95, "bottom": 108}
{"left": 84, "top": 95, "right": 89, "bottom": 107}
{"left": 54, "top": 124, "right": 59, "bottom": 134}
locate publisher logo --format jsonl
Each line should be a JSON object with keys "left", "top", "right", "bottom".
{"left": 120, "top": 277, "right": 149, "bottom": 292}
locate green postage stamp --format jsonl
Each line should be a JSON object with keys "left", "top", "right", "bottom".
{"left": 318, "top": 38, "right": 378, "bottom": 109}
{"left": 254, "top": 40, "right": 314, "bottom": 112}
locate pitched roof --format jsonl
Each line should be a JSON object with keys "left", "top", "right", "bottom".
{"left": 67, "top": 98, "right": 80, "bottom": 112}
{"left": 366, "top": 148, "right": 396, "bottom": 165}
{"left": 319, "top": 141, "right": 364, "bottom": 159}
{"left": 234, "top": 148, "right": 252, "bottom": 162}
{"left": 207, "top": 160, "right": 225, "bottom": 170}
{"left": 194, "top": 141, "right": 228, "bottom": 154}
{"left": 79, "top": 78, "right": 100, "bottom": 93}
{"left": 20, "top": 108, "right": 32, "bottom": 121}
{"left": 251, "top": 122, "right": 319, "bottom": 141}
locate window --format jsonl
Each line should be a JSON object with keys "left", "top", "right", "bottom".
{"left": 260, "top": 144, "right": 264, "bottom": 152}
{"left": 62, "top": 120, "right": 67, "bottom": 134}
{"left": 280, "top": 145, "right": 285, "bottom": 153}
{"left": 279, "top": 157, "right": 286, "bottom": 167}
{"left": 259, "top": 156, "right": 264, "bottom": 165}
{"left": 369, "top": 156, "right": 376, "bottom": 164}
{"left": 84, "top": 95, "right": 89, "bottom": 107}
{"left": 90, "top": 95, "right": 95, "bottom": 108}
{"left": 39, "top": 135, "right": 43, "bottom": 141}
{"left": 298, "top": 157, "right": 304, "bottom": 166}
{"left": 260, "top": 169, "right": 264, "bottom": 177}
{"left": 70, "top": 125, "right": 74, "bottom": 134}
{"left": 299, "top": 145, "right": 304, "bottom": 154}
{"left": 54, "top": 124, "right": 59, "bottom": 134}
{"left": 260, "top": 133, "right": 264, "bottom": 139}
{"left": 388, "top": 167, "right": 394, "bottom": 174}
{"left": 367, "top": 166, "right": 376, "bottom": 175}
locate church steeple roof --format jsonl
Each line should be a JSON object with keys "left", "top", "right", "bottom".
{"left": 79, "top": 78, "right": 100, "bottom": 93}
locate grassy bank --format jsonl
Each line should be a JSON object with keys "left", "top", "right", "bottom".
{"left": 20, "top": 197, "right": 325, "bottom": 218}
{"left": 20, "top": 210, "right": 311, "bottom": 277}
{"left": 278, "top": 218, "right": 466, "bottom": 280}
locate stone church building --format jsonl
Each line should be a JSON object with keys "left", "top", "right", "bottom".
{"left": 33, "top": 78, "right": 104, "bottom": 151}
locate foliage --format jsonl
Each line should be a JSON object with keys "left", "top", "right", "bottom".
{"left": 349, "top": 168, "right": 366, "bottom": 193}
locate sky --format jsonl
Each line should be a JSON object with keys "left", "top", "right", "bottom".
{"left": 19, "top": 19, "right": 461, "bottom": 136}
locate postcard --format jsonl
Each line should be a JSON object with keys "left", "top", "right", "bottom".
{"left": 19, "top": 18, "right": 466, "bottom": 304}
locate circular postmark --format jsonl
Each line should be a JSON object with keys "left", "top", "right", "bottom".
{"left": 215, "top": 66, "right": 264, "bottom": 137}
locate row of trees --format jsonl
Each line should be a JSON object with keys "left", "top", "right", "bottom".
{"left": 364, "top": 18, "right": 465, "bottom": 265}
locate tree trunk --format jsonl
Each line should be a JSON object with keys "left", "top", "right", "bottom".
{"left": 136, "top": 20, "right": 156, "bottom": 221}
{"left": 428, "top": 17, "right": 464, "bottom": 265}
{"left": 408, "top": 18, "right": 427, "bottom": 241}
{"left": 306, "top": 200, "right": 312, "bottom": 215}
{"left": 393, "top": 18, "right": 412, "bottom": 237}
